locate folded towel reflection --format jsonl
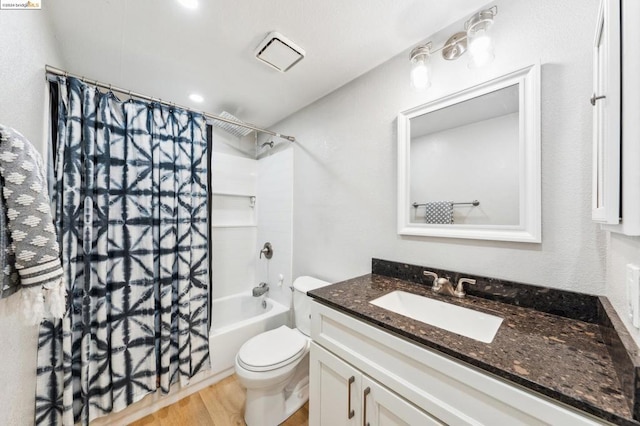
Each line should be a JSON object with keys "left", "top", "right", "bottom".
{"left": 424, "top": 201, "right": 454, "bottom": 224}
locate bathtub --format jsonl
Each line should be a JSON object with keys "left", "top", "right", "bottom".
{"left": 209, "top": 292, "right": 290, "bottom": 376}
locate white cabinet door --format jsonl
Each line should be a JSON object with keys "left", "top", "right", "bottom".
{"left": 599, "top": 0, "right": 640, "bottom": 235}
{"left": 310, "top": 342, "right": 362, "bottom": 426}
{"left": 592, "top": 0, "right": 621, "bottom": 224}
{"left": 362, "top": 376, "right": 444, "bottom": 426}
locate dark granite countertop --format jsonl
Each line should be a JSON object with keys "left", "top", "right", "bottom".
{"left": 308, "top": 274, "right": 637, "bottom": 426}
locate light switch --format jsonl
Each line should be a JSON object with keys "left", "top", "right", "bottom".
{"left": 627, "top": 264, "right": 640, "bottom": 328}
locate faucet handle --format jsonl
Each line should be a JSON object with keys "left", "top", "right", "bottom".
{"left": 260, "top": 242, "right": 273, "bottom": 259}
{"left": 454, "top": 278, "right": 476, "bottom": 298}
{"left": 423, "top": 270, "right": 439, "bottom": 286}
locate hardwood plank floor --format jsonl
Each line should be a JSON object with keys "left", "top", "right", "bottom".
{"left": 130, "top": 375, "right": 309, "bottom": 426}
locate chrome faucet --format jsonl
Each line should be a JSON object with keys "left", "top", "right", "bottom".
{"left": 423, "top": 270, "right": 476, "bottom": 298}
{"left": 252, "top": 282, "right": 269, "bottom": 297}
{"left": 433, "top": 277, "right": 457, "bottom": 296}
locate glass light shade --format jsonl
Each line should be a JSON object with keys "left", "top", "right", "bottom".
{"left": 466, "top": 10, "right": 495, "bottom": 68}
{"left": 410, "top": 53, "right": 431, "bottom": 90}
{"left": 468, "top": 29, "right": 494, "bottom": 68}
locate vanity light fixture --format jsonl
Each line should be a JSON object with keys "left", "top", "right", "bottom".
{"left": 409, "top": 6, "right": 498, "bottom": 89}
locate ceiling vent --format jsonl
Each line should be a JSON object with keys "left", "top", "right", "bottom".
{"left": 254, "top": 31, "right": 305, "bottom": 72}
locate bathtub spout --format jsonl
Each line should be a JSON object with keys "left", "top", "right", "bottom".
{"left": 252, "top": 282, "right": 269, "bottom": 297}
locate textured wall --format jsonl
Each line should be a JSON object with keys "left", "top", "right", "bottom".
{"left": 0, "top": 7, "right": 64, "bottom": 425}
{"left": 273, "top": 0, "right": 605, "bottom": 294}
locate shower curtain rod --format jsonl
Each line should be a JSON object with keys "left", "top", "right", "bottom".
{"left": 44, "top": 65, "right": 297, "bottom": 142}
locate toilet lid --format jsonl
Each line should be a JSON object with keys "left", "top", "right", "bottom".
{"left": 238, "top": 326, "right": 308, "bottom": 372}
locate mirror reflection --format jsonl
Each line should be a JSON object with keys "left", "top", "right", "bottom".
{"left": 398, "top": 63, "right": 540, "bottom": 242}
{"left": 409, "top": 84, "right": 519, "bottom": 226}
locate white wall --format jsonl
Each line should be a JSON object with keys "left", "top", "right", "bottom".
{"left": 273, "top": 0, "right": 605, "bottom": 293}
{"left": 256, "top": 147, "right": 293, "bottom": 310}
{"left": 410, "top": 113, "right": 519, "bottom": 225}
{"left": 0, "top": 7, "right": 64, "bottom": 425}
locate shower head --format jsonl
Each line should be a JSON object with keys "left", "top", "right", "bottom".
{"left": 212, "top": 111, "right": 253, "bottom": 138}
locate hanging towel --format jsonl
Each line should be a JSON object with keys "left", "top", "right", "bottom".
{"left": 0, "top": 124, "right": 65, "bottom": 324}
{"left": 424, "top": 201, "right": 454, "bottom": 224}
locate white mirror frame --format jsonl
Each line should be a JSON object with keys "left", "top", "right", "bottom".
{"left": 397, "top": 64, "right": 541, "bottom": 243}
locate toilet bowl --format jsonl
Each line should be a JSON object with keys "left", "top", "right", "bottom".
{"left": 234, "top": 276, "right": 331, "bottom": 426}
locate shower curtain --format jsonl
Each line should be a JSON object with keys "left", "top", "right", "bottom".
{"left": 35, "top": 77, "right": 210, "bottom": 425}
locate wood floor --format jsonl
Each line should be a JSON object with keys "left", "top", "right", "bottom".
{"left": 130, "top": 375, "right": 309, "bottom": 426}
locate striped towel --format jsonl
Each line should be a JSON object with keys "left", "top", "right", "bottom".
{"left": 424, "top": 201, "right": 454, "bottom": 224}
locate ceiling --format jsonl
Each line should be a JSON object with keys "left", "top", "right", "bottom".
{"left": 47, "top": 0, "right": 489, "bottom": 128}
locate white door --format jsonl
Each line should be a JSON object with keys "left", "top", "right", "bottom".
{"left": 362, "top": 376, "right": 444, "bottom": 426}
{"left": 310, "top": 343, "right": 362, "bottom": 426}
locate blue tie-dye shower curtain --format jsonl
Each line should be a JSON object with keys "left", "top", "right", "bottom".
{"left": 35, "top": 77, "right": 210, "bottom": 425}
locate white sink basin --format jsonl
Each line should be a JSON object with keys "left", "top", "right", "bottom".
{"left": 369, "top": 290, "right": 503, "bottom": 343}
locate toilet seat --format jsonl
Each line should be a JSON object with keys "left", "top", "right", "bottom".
{"left": 237, "top": 325, "right": 308, "bottom": 372}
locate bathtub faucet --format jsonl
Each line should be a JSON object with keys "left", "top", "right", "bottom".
{"left": 252, "top": 282, "right": 269, "bottom": 297}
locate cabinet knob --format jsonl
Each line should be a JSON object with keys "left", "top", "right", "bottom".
{"left": 590, "top": 93, "right": 606, "bottom": 106}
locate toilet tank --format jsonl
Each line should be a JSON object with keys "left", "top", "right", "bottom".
{"left": 293, "top": 276, "right": 331, "bottom": 336}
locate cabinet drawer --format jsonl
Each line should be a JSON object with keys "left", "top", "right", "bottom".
{"left": 311, "top": 301, "right": 609, "bottom": 426}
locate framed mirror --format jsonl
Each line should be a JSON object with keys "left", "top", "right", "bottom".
{"left": 397, "top": 64, "right": 541, "bottom": 242}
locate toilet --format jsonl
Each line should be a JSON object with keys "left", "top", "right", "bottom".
{"left": 235, "top": 276, "right": 331, "bottom": 426}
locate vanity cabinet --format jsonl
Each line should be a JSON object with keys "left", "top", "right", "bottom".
{"left": 309, "top": 301, "right": 610, "bottom": 426}
{"left": 310, "top": 343, "right": 442, "bottom": 426}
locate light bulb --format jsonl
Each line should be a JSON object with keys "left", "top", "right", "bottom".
{"left": 468, "top": 34, "right": 494, "bottom": 68}
{"left": 410, "top": 57, "right": 431, "bottom": 90}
